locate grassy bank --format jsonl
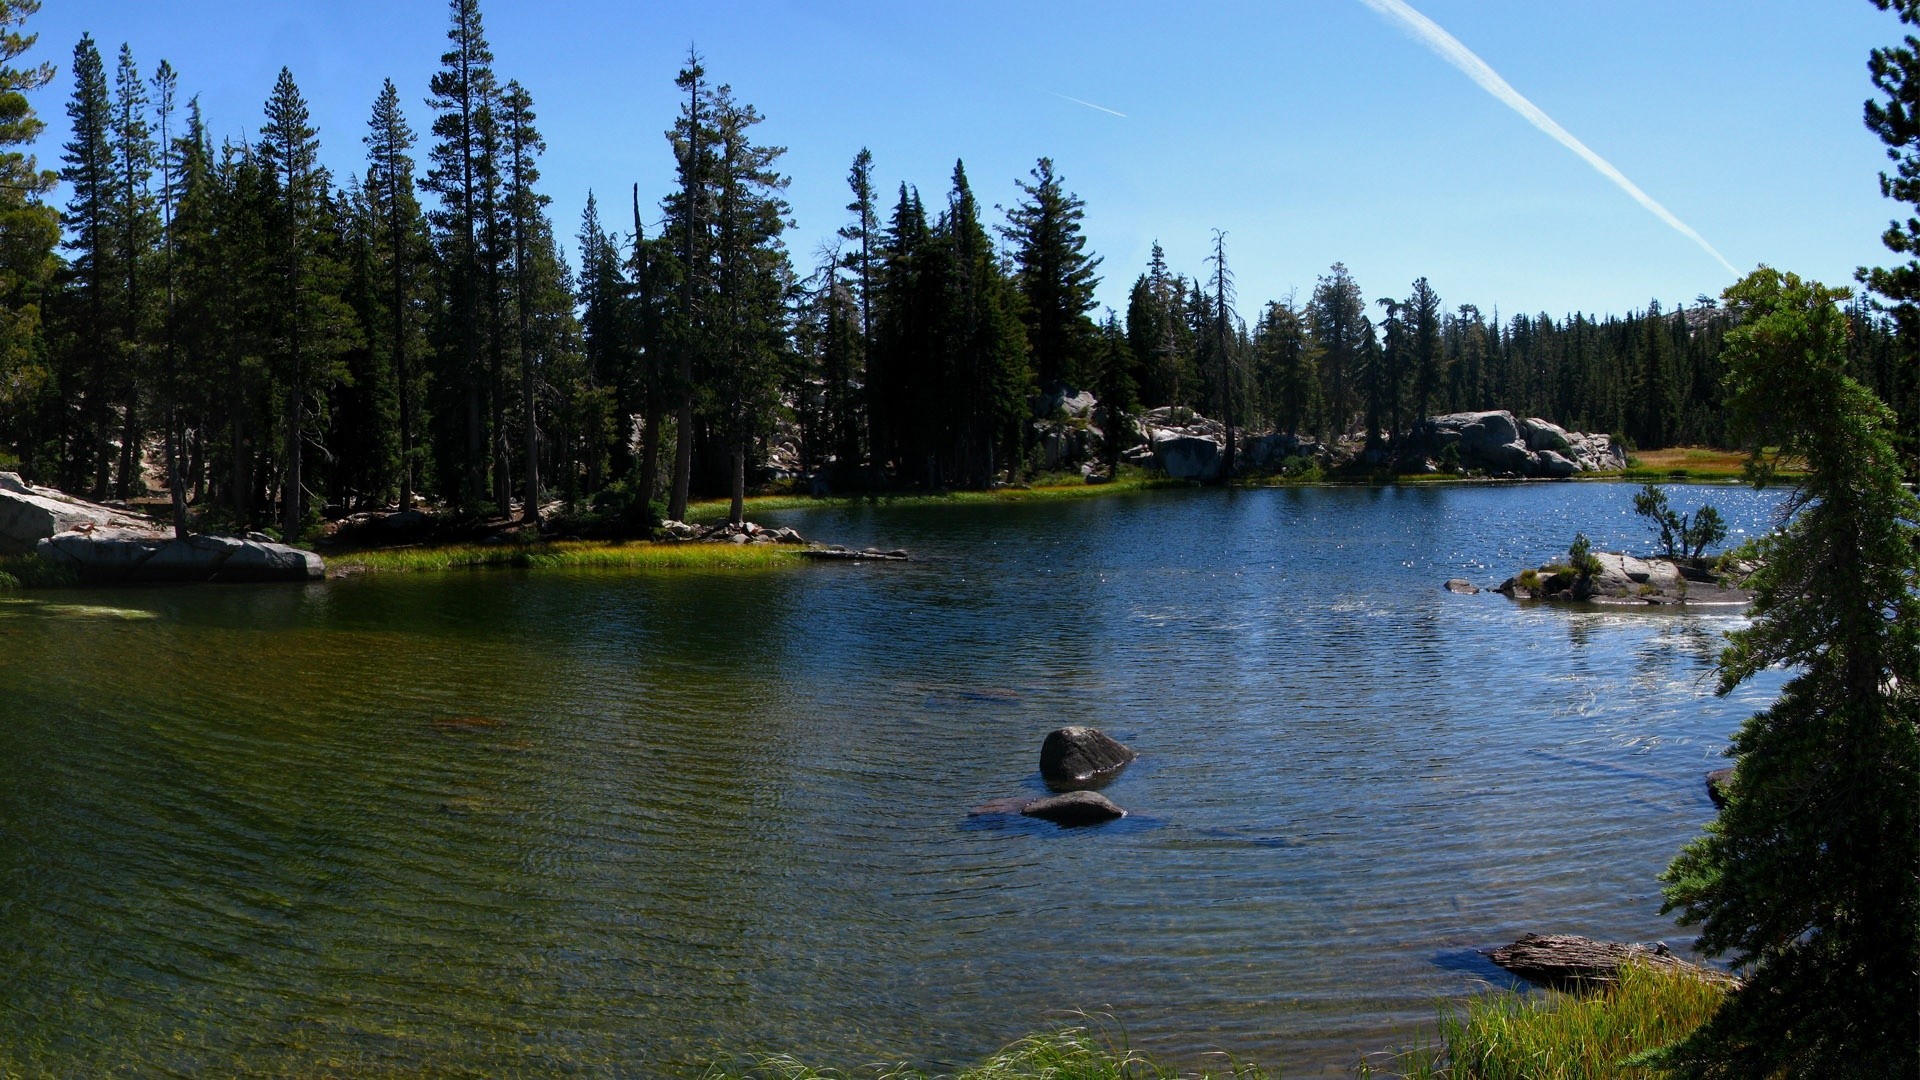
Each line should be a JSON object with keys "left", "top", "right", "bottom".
{"left": 0, "top": 553, "right": 77, "bottom": 589}
{"left": 328, "top": 538, "right": 805, "bottom": 577}
{"left": 1362, "top": 963, "right": 1728, "bottom": 1079}
{"left": 1621, "top": 446, "right": 1806, "bottom": 481}
{"left": 682, "top": 471, "right": 1197, "bottom": 523}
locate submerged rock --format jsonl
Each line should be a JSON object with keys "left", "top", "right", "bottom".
{"left": 1020, "top": 790, "right": 1127, "bottom": 826}
{"left": 1443, "top": 578, "right": 1481, "bottom": 595}
{"left": 1039, "top": 726, "right": 1137, "bottom": 790}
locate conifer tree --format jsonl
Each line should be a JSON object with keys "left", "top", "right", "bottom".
{"left": 1004, "top": 156, "right": 1099, "bottom": 391}
{"left": 1864, "top": 0, "right": 1920, "bottom": 473}
{"left": 0, "top": 0, "right": 57, "bottom": 465}
{"left": 500, "top": 79, "right": 547, "bottom": 523}
{"left": 1252, "top": 297, "right": 1318, "bottom": 436}
{"left": 1308, "top": 262, "right": 1368, "bottom": 441}
{"left": 871, "top": 182, "right": 932, "bottom": 478}
{"left": 151, "top": 58, "right": 188, "bottom": 532}
{"left": 1124, "top": 242, "right": 1184, "bottom": 408}
{"left": 364, "top": 77, "right": 429, "bottom": 511}
{"left": 1659, "top": 267, "right": 1920, "bottom": 1078}
{"left": 423, "top": 0, "right": 497, "bottom": 506}
{"left": 58, "top": 33, "right": 115, "bottom": 493}
{"left": 107, "top": 43, "right": 156, "bottom": 497}
{"left": 257, "top": 67, "right": 354, "bottom": 537}
{"left": 838, "top": 147, "right": 878, "bottom": 480}
{"left": 1406, "top": 276, "right": 1442, "bottom": 431}
{"left": 663, "top": 46, "right": 710, "bottom": 521}
{"left": 705, "top": 82, "right": 789, "bottom": 525}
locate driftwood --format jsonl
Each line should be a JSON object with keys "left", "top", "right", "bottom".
{"left": 1488, "top": 933, "right": 1740, "bottom": 990}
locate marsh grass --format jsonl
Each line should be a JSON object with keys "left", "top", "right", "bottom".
{"left": 1621, "top": 446, "right": 1806, "bottom": 481}
{"left": 1360, "top": 963, "right": 1728, "bottom": 1079}
{"left": 682, "top": 473, "right": 1192, "bottom": 522}
{"left": 330, "top": 539, "right": 803, "bottom": 576}
{"left": 0, "top": 553, "right": 78, "bottom": 589}
{"left": 702, "top": 1026, "right": 1271, "bottom": 1080}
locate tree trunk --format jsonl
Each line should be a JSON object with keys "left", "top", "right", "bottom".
{"left": 729, "top": 439, "right": 745, "bottom": 526}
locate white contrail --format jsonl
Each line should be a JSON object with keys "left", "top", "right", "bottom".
{"left": 1356, "top": 0, "right": 1738, "bottom": 276}
{"left": 1051, "top": 92, "right": 1127, "bottom": 119}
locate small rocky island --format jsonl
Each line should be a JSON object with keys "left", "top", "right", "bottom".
{"left": 1494, "top": 550, "right": 1753, "bottom": 606}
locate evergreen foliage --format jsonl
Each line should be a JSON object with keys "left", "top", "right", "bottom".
{"left": 0, "top": 0, "right": 1912, "bottom": 525}
{"left": 1863, "top": 0, "right": 1920, "bottom": 473}
{"left": 1657, "top": 267, "right": 1920, "bottom": 1078}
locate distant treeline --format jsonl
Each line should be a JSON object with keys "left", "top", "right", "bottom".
{"left": 0, "top": 0, "right": 1908, "bottom": 535}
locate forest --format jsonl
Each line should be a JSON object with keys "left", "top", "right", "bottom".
{"left": 0, "top": 0, "right": 1913, "bottom": 542}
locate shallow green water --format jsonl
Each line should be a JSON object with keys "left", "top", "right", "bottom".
{"left": 0, "top": 483, "right": 1789, "bottom": 1076}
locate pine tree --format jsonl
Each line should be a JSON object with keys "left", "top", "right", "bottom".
{"left": 1406, "top": 276, "right": 1443, "bottom": 431}
{"left": 257, "top": 67, "right": 355, "bottom": 537}
{"left": 364, "top": 78, "right": 429, "bottom": 511}
{"left": 871, "top": 182, "right": 932, "bottom": 479}
{"left": 1658, "top": 267, "right": 1920, "bottom": 1078}
{"left": 500, "top": 79, "right": 547, "bottom": 523}
{"left": 57, "top": 33, "right": 115, "bottom": 493}
{"left": 704, "top": 82, "right": 790, "bottom": 525}
{"left": 1205, "top": 230, "right": 1238, "bottom": 478}
{"left": 662, "top": 46, "right": 710, "bottom": 521}
{"left": 1003, "top": 156, "right": 1099, "bottom": 391}
{"left": 1252, "top": 298, "right": 1318, "bottom": 436}
{"left": 151, "top": 58, "right": 188, "bottom": 532}
{"left": 1093, "top": 309, "right": 1136, "bottom": 476}
{"left": 0, "top": 0, "right": 57, "bottom": 467}
{"left": 423, "top": 0, "right": 497, "bottom": 506}
{"left": 107, "top": 43, "right": 157, "bottom": 497}
{"left": 1863, "top": 0, "right": 1920, "bottom": 474}
{"left": 838, "top": 147, "right": 878, "bottom": 481}
{"left": 1308, "top": 262, "right": 1368, "bottom": 441}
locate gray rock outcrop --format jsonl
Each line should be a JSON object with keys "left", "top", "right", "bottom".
{"left": 1040, "top": 726, "right": 1137, "bottom": 790}
{"left": 0, "top": 472, "right": 166, "bottom": 555}
{"left": 1404, "top": 411, "right": 1626, "bottom": 477}
{"left": 1496, "top": 551, "right": 1749, "bottom": 606}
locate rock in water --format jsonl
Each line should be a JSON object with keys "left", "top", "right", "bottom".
{"left": 1020, "top": 790, "right": 1127, "bottom": 826}
{"left": 1039, "top": 726, "right": 1137, "bottom": 790}
{"left": 1443, "top": 578, "right": 1481, "bottom": 595}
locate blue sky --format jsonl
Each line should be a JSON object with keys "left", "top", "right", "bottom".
{"left": 21, "top": 0, "right": 1902, "bottom": 323}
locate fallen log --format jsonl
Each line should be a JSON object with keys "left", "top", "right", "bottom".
{"left": 1487, "top": 933, "right": 1740, "bottom": 990}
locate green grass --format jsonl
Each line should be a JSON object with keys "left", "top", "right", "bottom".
{"left": 1361, "top": 963, "right": 1729, "bottom": 1079}
{"left": 0, "top": 553, "right": 79, "bottom": 589}
{"left": 702, "top": 1026, "right": 1270, "bottom": 1080}
{"left": 682, "top": 471, "right": 1194, "bottom": 522}
{"left": 328, "top": 538, "right": 805, "bottom": 576}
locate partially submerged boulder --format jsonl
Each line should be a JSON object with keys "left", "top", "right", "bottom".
{"left": 1040, "top": 726, "right": 1137, "bottom": 791}
{"left": 1488, "top": 933, "right": 1739, "bottom": 990}
{"left": 1019, "top": 790, "right": 1127, "bottom": 826}
{"left": 36, "top": 531, "right": 323, "bottom": 583}
{"left": 1705, "top": 767, "right": 1735, "bottom": 808}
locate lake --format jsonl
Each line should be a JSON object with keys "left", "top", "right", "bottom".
{"left": 0, "top": 481, "right": 1792, "bottom": 1076}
